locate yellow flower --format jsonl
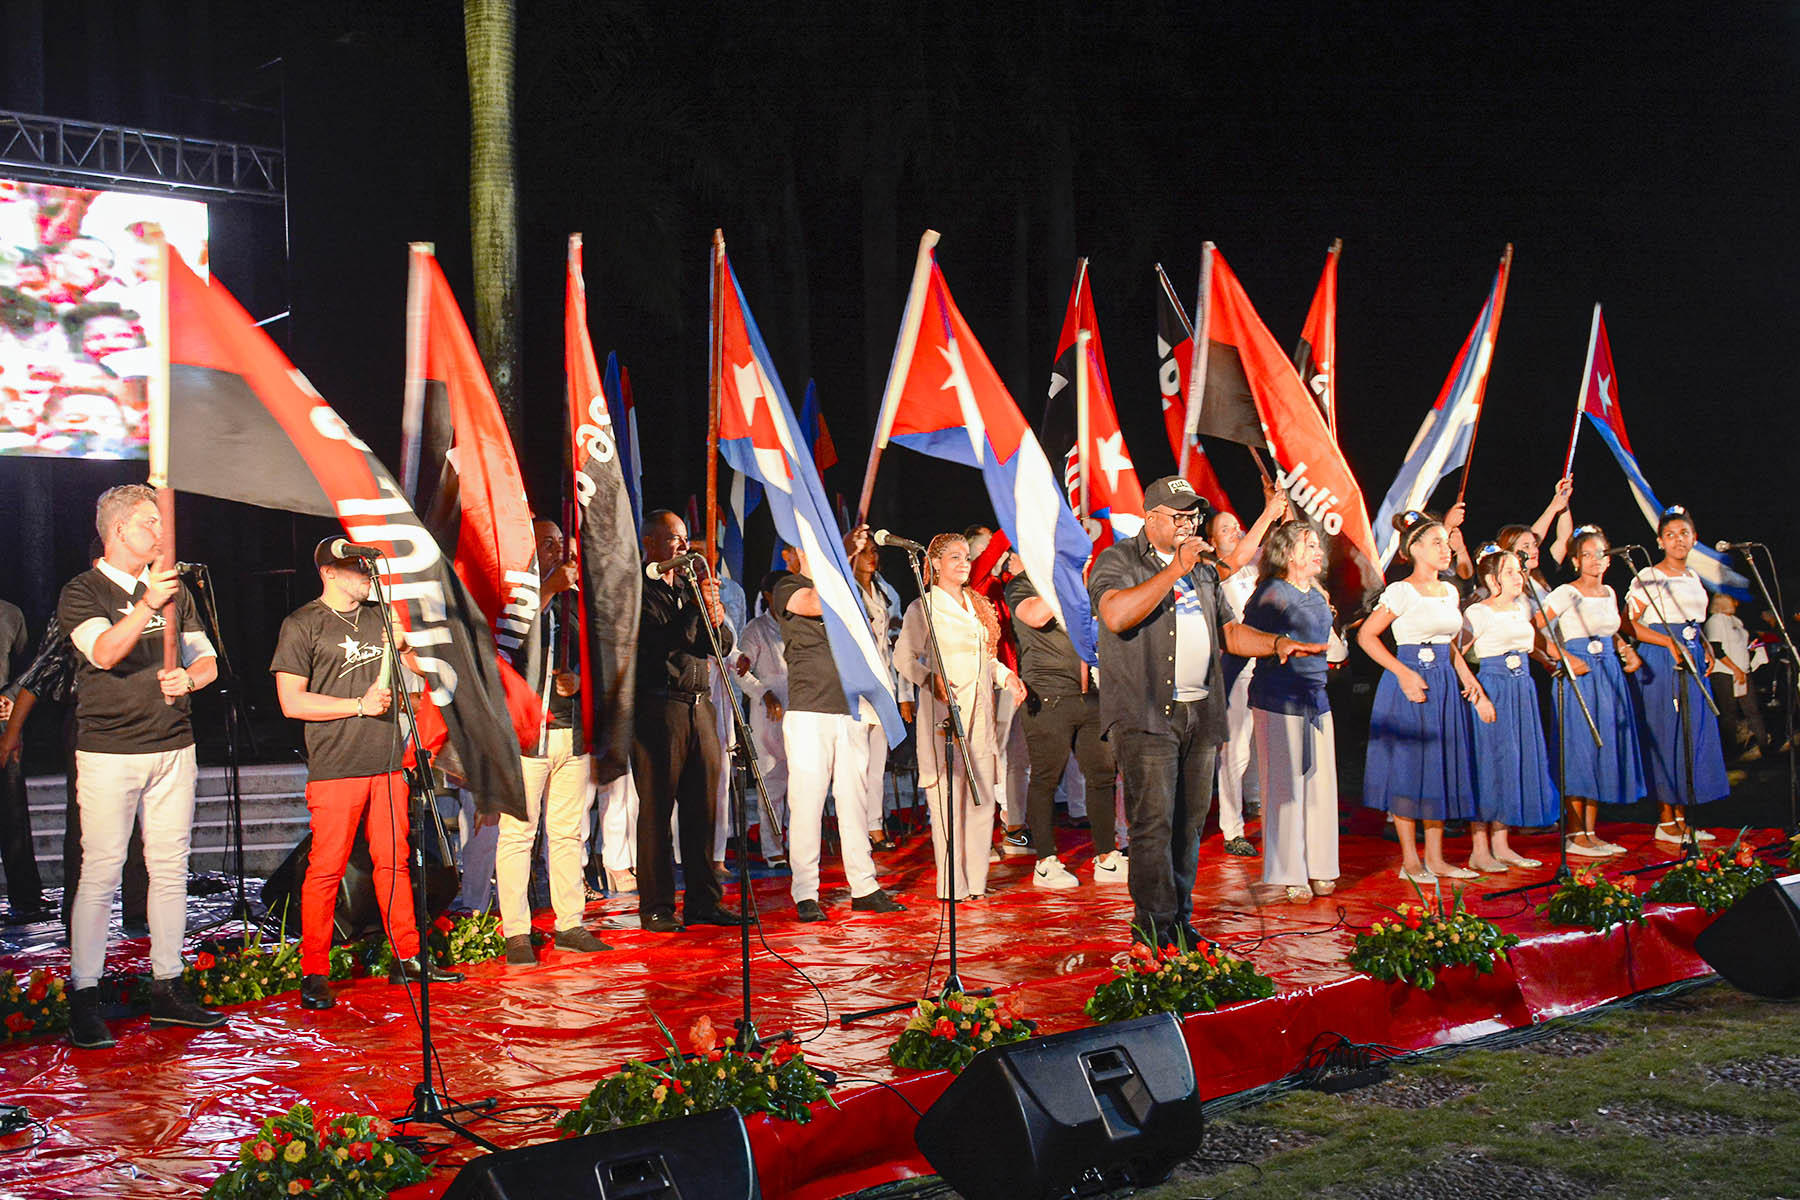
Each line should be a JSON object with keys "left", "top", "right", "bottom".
{"left": 282, "top": 1139, "right": 306, "bottom": 1163}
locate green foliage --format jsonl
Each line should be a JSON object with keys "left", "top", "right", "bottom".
{"left": 1347, "top": 885, "right": 1518, "bottom": 991}
{"left": 187, "top": 925, "right": 359, "bottom": 1009}
{"left": 370, "top": 911, "right": 507, "bottom": 976}
{"left": 887, "top": 991, "right": 1037, "bottom": 1075}
{"left": 203, "top": 1103, "right": 429, "bottom": 1199}
{"left": 1085, "top": 938, "right": 1275, "bottom": 1024}
{"left": 1647, "top": 835, "right": 1774, "bottom": 912}
{"left": 1541, "top": 867, "right": 1647, "bottom": 932}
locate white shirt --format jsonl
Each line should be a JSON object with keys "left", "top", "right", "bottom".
{"left": 1544, "top": 584, "right": 1622, "bottom": 642}
{"left": 1464, "top": 598, "right": 1535, "bottom": 658}
{"left": 1704, "top": 612, "right": 1751, "bottom": 695}
{"left": 1627, "top": 566, "right": 1708, "bottom": 626}
{"left": 1377, "top": 579, "right": 1462, "bottom": 645}
{"left": 735, "top": 611, "right": 787, "bottom": 706}
{"left": 1156, "top": 551, "right": 1212, "bottom": 701}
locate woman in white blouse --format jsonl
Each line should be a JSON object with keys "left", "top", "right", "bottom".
{"left": 1539, "top": 526, "right": 1646, "bottom": 856}
{"left": 895, "top": 533, "right": 1027, "bottom": 901}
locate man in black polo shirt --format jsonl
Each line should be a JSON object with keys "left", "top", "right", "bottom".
{"left": 1088, "top": 476, "right": 1320, "bottom": 947}
{"left": 59, "top": 483, "right": 224, "bottom": 1048}
{"left": 772, "top": 535, "right": 904, "bottom": 922}
{"left": 632, "top": 509, "right": 747, "bottom": 933}
{"left": 272, "top": 539, "right": 464, "bottom": 1010}
{"left": 1005, "top": 559, "right": 1123, "bottom": 890}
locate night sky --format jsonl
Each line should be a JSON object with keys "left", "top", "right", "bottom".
{"left": 3, "top": 0, "right": 1797, "bottom": 680}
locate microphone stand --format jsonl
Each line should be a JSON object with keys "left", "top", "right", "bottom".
{"left": 185, "top": 564, "right": 260, "bottom": 932}
{"left": 841, "top": 546, "right": 992, "bottom": 1025}
{"left": 368, "top": 562, "right": 499, "bottom": 1152}
{"left": 674, "top": 561, "right": 791, "bottom": 1052}
{"left": 1724, "top": 545, "right": 1799, "bottom": 834}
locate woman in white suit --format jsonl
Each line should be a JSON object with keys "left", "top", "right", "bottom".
{"left": 896, "top": 532, "right": 1025, "bottom": 901}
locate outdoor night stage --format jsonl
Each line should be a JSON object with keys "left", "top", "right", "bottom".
{"left": 0, "top": 818, "right": 1746, "bottom": 1199}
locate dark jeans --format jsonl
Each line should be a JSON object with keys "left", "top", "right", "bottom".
{"left": 1117, "top": 701, "right": 1219, "bottom": 939}
{"left": 0, "top": 755, "right": 42, "bottom": 911}
{"left": 1022, "top": 692, "right": 1116, "bottom": 858}
{"left": 1710, "top": 675, "right": 1767, "bottom": 752}
{"left": 631, "top": 695, "right": 725, "bottom": 920}
{"left": 58, "top": 710, "right": 147, "bottom": 927}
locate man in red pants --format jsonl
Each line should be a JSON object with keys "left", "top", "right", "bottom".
{"left": 271, "top": 539, "right": 463, "bottom": 1010}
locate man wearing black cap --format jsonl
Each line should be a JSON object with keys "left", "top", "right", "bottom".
{"left": 270, "top": 538, "right": 463, "bottom": 1011}
{"left": 1088, "top": 476, "right": 1321, "bottom": 947}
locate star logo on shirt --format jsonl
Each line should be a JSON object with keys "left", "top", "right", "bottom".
{"left": 122, "top": 603, "right": 166, "bottom": 634}
{"left": 339, "top": 635, "right": 364, "bottom": 660}
{"left": 334, "top": 631, "right": 384, "bottom": 680}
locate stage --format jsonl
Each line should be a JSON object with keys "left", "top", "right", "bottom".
{"left": 0, "top": 817, "right": 1752, "bottom": 1199}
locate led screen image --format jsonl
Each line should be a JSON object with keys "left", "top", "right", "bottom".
{"left": 0, "top": 180, "right": 209, "bottom": 460}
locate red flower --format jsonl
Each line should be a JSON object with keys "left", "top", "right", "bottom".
{"left": 369, "top": 1116, "right": 398, "bottom": 1139}
{"left": 687, "top": 1014, "right": 718, "bottom": 1054}
{"left": 1404, "top": 916, "right": 1422, "bottom": 931}
{"left": 193, "top": 952, "right": 217, "bottom": 971}
{"left": 348, "top": 1141, "right": 373, "bottom": 1162}
{"left": 931, "top": 1017, "right": 956, "bottom": 1039}
{"left": 1735, "top": 845, "right": 1756, "bottom": 869}
{"left": 26, "top": 978, "right": 46, "bottom": 1005}
{"left": 433, "top": 915, "right": 456, "bottom": 933}
{"left": 4, "top": 1013, "right": 30, "bottom": 1032}
{"left": 273, "top": 1128, "right": 292, "bottom": 1145}
{"left": 669, "top": 1079, "right": 685, "bottom": 1095}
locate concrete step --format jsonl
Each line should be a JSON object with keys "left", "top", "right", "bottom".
{"left": 25, "top": 792, "right": 309, "bottom": 828}
{"left": 24, "top": 762, "right": 311, "bottom": 805}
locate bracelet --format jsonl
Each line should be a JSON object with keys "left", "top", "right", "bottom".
{"left": 1273, "top": 634, "right": 1286, "bottom": 655}
{"left": 184, "top": 671, "right": 195, "bottom": 693}
{"left": 355, "top": 697, "right": 364, "bottom": 718}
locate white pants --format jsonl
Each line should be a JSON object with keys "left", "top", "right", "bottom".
{"left": 748, "top": 703, "right": 789, "bottom": 854}
{"left": 710, "top": 676, "right": 736, "bottom": 861}
{"left": 858, "top": 722, "right": 890, "bottom": 835}
{"left": 997, "top": 693, "right": 1029, "bottom": 829}
{"left": 456, "top": 788, "right": 498, "bottom": 913}
{"left": 784, "top": 711, "right": 881, "bottom": 902}
{"left": 591, "top": 770, "right": 638, "bottom": 873}
{"left": 1255, "top": 710, "right": 1339, "bottom": 887}
{"left": 72, "top": 747, "right": 196, "bottom": 987}
{"left": 1218, "top": 666, "right": 1261, "bottom": 840}
{"left": 926, "top": 753, "right": 996, "bottom": 901}
{"left": 497, "top": 730, "right": 593, "bottom": 937}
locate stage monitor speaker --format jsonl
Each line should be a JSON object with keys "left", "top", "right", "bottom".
{"left": 260, "top": 831, "right": 459, "bottom": 943}
{"left": 441, "top": 1105, "right": 760, "bottom": 1200}
{"left": 913, "top": 1011, "right": 1201, "bottom": 1200}
{"left": 1695, "top": 871, "right": 1800, "bottom": 999}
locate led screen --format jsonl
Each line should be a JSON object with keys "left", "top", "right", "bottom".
{"left": 0, "top": 180, "right": 208, "bottom": 460}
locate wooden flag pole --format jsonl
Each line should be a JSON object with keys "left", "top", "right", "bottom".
{"left": 706, "top": 231, "right": 724, "bottom": 575}
{"left": 858, "top": 229, "right": 941, "bottom": 524}
{"left": 1454, "top": 243, "right": 1513, "bottom": 507}
{"left": 1563, "top": 301, "right": 1601, "bottom": 479}
{"left": 400, "top": 242, "right": 435, "bottom": 504}
{"left": 1322, "top": 238, "right": 1343, "bottom": 443}
{"left": 145, "top": 235, "right": 179, "bottom": 684}
{"left": 1075, "top": 329, "right": 1092, "bottom": 521}
{"left": 561, "top": 234, "right": 584, "bottom": 676}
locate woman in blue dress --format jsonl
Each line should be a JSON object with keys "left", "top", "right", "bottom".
{"left": 1626, "top": 506, "right": 1729, "bottom": 843}
{"left": 1539, "top": 526, "right": 1646, "bottom": 857}
{"left": 1359, "top": 511, "right": 1487, "bottom": 884}
{"left": 1462, "top": 544, "right": 1558, "bottom": 872}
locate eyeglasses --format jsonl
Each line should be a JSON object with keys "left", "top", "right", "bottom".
{"left": 1153, "top": 508, "right": 1200, "bottom": 527}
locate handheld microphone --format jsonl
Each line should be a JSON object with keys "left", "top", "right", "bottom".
{"left": 1715, "top": 540, "right": 1763, "bottom": 553}
{"left": 326, "top": 539, "right": 384, "bottom": 560}
{"left": 873, "top": 529, "right": 927, "bottom": 553}
{"left": 645, "top": 552, "right": 704, "bottom": 582}
{"left": 1604, "top": 545, "right": 1647, "bottom": 558}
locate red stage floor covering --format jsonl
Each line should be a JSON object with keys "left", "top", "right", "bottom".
{"left": 0, "top": 819, "right": 1741, "bottom": 1199}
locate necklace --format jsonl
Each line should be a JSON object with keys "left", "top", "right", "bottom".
{"left": 320, "top": 599, "right": 362, "bottom": 629}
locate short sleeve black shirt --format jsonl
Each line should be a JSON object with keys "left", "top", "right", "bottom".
{"left": 1004, "top": 574, "right": 1085, "bottom": 699}
{"left": 773, "top": 574, "right": 849, "bottom": 715}
{"left": 58, "top": 568, "right": 203, "bottom": 754}
{"left": 270, "top": 600, "right": 403, "bottom": 781}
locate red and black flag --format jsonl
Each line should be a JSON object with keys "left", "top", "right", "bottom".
{"left": 164, "top": 250, "right": 527, "bottom": 819}
{"left": 1292, "top": 239, "right": 1341, "bottom": 439}
{"left": 565, "top": 235, "right": 640, "bottom": 783}
{"left": 1040, "top": 258, "right": 1112, "bottom": 477}
{"left": 1152, "top": 263, "right": 1236, "bottom": 515}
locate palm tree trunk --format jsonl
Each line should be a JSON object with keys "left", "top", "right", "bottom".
{"left": 465, "top": 0, "right": 521, "bottom": 440}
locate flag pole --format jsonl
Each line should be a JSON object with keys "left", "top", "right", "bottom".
{"left": 146, "top": 234, "right": 178, "bottom": 683}
{"left": 400, "top": 243, "right": 434, "bottom": 505}
{"left": 1563, "top": 302, "right": 1601, "bottom": 479}
{"left": 858, "top": 229, "right": 940, "bottom": 524}
{"left": 707, "top": 231, "right": 724, "bottom": 575}
{"left": 1454, "top": 243, "right": 1513, "bottom": 507}
{"left": 1178, "top": 244, "right": 1215, "bottom": 478}
{"left": 1075, "top": 328, "right": 1092, "bottom": 520}
{"left": 1323, "top": 238, "right": 1343, "bottom": 442}
{"left": 561, "top": 235, "right": 583, "bottom": 675}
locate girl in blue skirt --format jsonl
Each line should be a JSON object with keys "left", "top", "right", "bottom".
{"left": 1462, "top": 544, "right": 1558, "bottom": 872}
{"left": 1626, "top": 505, "right": 1729, "bottom": 842}
{"left": 1539, "top": 526, "right": 1646, "bottom": 857}
{"left": 1360, "top": 512, "right": 1487, "bottom": 884}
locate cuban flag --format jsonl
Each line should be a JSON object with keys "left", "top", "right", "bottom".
{"left": 714, "top": 244, "right": 906, "bottom": 746}
{"left": 1567, "top": 304, "right": 1749, "bottom": 598}
{"left": 603, "top": 351, "right": 642, "bottom": 525}
{"left": 1373, "top": 248, "right": 1512, "bottom": 568}
{"left": 799, "top": 379, "right": 838, "bottom": 472}
{"left": 871, "top": 234, "right": 1097, "bottom": 664}
{"left": 721, "top": 466, "right": 762, "bottom": 584}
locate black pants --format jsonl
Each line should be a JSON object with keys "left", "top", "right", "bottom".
{"left": 1710, "top": 674, "right": 1768, "bottom": 753}
{"left": 1022, "top": 692, "right": 1116, "bottom": 859}
{"left": 0, "top": 755, "right": 42, "bottom": 912}
{"left": 632, "top": 695, "right": 725, "bottom": 920}
{"left": 1116, "top": 702, "right": 1218, "bottom": 940}
{"left": 59, "top": 709, "right": 148, "bottom": 927}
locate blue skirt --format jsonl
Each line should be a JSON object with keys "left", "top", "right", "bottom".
{"left": 1472, "top": 654, "right": 1559, "bottom": 826}
{"left": 1551, "top": 641, "right": 1647, "bottom": 804}
{"left": 1632, "top": 622, "right": 1729, "bottom": 806}
{"left": 1363, "top": 644, "right": 1477, "bottom": 821}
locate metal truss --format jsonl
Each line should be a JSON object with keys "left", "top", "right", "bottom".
{"left": 0, "top": 109, "right": 284, "bottom": 202}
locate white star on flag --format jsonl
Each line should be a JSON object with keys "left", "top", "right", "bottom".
{"left": 1596, "top": 372, "right": 1614, "bottom": 415}
{"left": 938, "top": 340, "right": 987, "bottom": 465}
{"left": 1095, "top": 430, "right": 1133, "bottom": 491}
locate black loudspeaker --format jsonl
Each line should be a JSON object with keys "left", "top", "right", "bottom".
{"left": 441, "top": 1105, "right": 760, "bottom": 1199}
{"left": 1695, "top": 871, "right": 1800, "bottom": 999}
{"left": 913, "top": 1011, "right": 1202, "bottom": 1200}
{"left": 260, "top": 831, "right": 459, "bottom": 943}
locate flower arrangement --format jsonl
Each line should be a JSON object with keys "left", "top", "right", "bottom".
{"left": 887, "top": 991, "right": 1037, "bottom": 1074}
{"left": 1647, "top": 836, "right": 1774, "bottom": 912}
{"left": 558, "top": 1014, "right": 834, "bottom": 1135}
{"left": 371, "top": 912, "right": 507, "bottom": 977}
{"left": 0, "top": 968, "right": 67, "bottom": 1040}
{"left": 203, "top": 1103, "right": 429, "bottom": 1199}
{"left": 187, "top": 927, "right": 359, "bottom": 1009}
{"left": 1347, "top": 887, "right": 1519, "bottom": 991}
{"left": 1085, "top": 938, "right": 1275, "bottom": 1024}
{"left": 1540, "top": 867, "right": 1646, "bottom": 932}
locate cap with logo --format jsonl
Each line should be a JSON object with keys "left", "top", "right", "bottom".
{"left": 1142, "top": 475, "right": 1208, "bottom": 515}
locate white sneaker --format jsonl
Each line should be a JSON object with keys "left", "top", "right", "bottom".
{"left": 1033, "top": 856, "right": 1079, "bottom": 890}
{"left": 1092, "top": 851, "right": 1130, "bottom": 884}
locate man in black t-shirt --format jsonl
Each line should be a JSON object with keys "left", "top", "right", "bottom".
{"left": 58, "top": 484, "right": 224, "bottom": 1048}
{"left": 774, "top": 536, "right": 904, "bottom": 923}
{"left": 0, "top": 597, "right": 46, "bottom": 922}
{"left": 272, "top": 539, "right": 463, "bottom": 1010}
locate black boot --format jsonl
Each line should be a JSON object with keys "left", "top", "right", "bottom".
{"left": 299, "top": 974, "right": 334, "bottom": 1010}
{"left": 148, "top": 977, "right": 227, "bottom": 1029}
{"left": 388, "top": 956, "right": 465, "bottom": 985}
{"left": 69, "top": 987, "right": 116, "bottom": 1049}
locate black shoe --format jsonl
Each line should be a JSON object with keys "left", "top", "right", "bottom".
{"left": 387, "top": 957, "right": 466, "bottom": 985}
{"left": 795, "top": 899, "right": 827, "bottom": 922}
{"left": 149, "top": 977, "right": 228, "bottom": 1029}
{"left": 868, "top": 836, "right": 898, "bottom": 854}
{"left": 1223, "top": 836, "right": 1257, "bottom": 857}
{"left": 850, "top": 888, "right": 905, "bottom": 914}
{"left": 504, "top": 933, "right": 537, "bottom": 965}
{"left": 69, "top": 987, "right": 116, "bottom": 1049}
{"left": 684, "top": 906, "right": 750, "bottom": 927}
{"left": 641, "top": 911, "right": 684, "bottom": 934}
{"left": 553, "top": 925, "right": 612, "bottom": 953}
{"left": 4, "top": 902, "right": 54, "bottom": 925}
{"left": 121, "top": 919, "right": 150, "bottom": 938}
{"left": 299, "top": 974, "right": 334, "bottom": 1010}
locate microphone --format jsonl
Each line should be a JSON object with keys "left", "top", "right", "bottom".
{"left": 873, "top": 529, "right": 927, "bottom": 553}
{"left": 1715, "top": 540, "right": 1763, "bottom": 553}
{"left": 1604, "top": 545, "right": 1648, "bottom": 558}
{"left": 174, "top": 561, "right": 206, "bottom": 574}
{"left": 645, "top": 552, "right": 704, "bottom": 582}
{"left": 326, "top": 538, "right": 383, "bottom": 560}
